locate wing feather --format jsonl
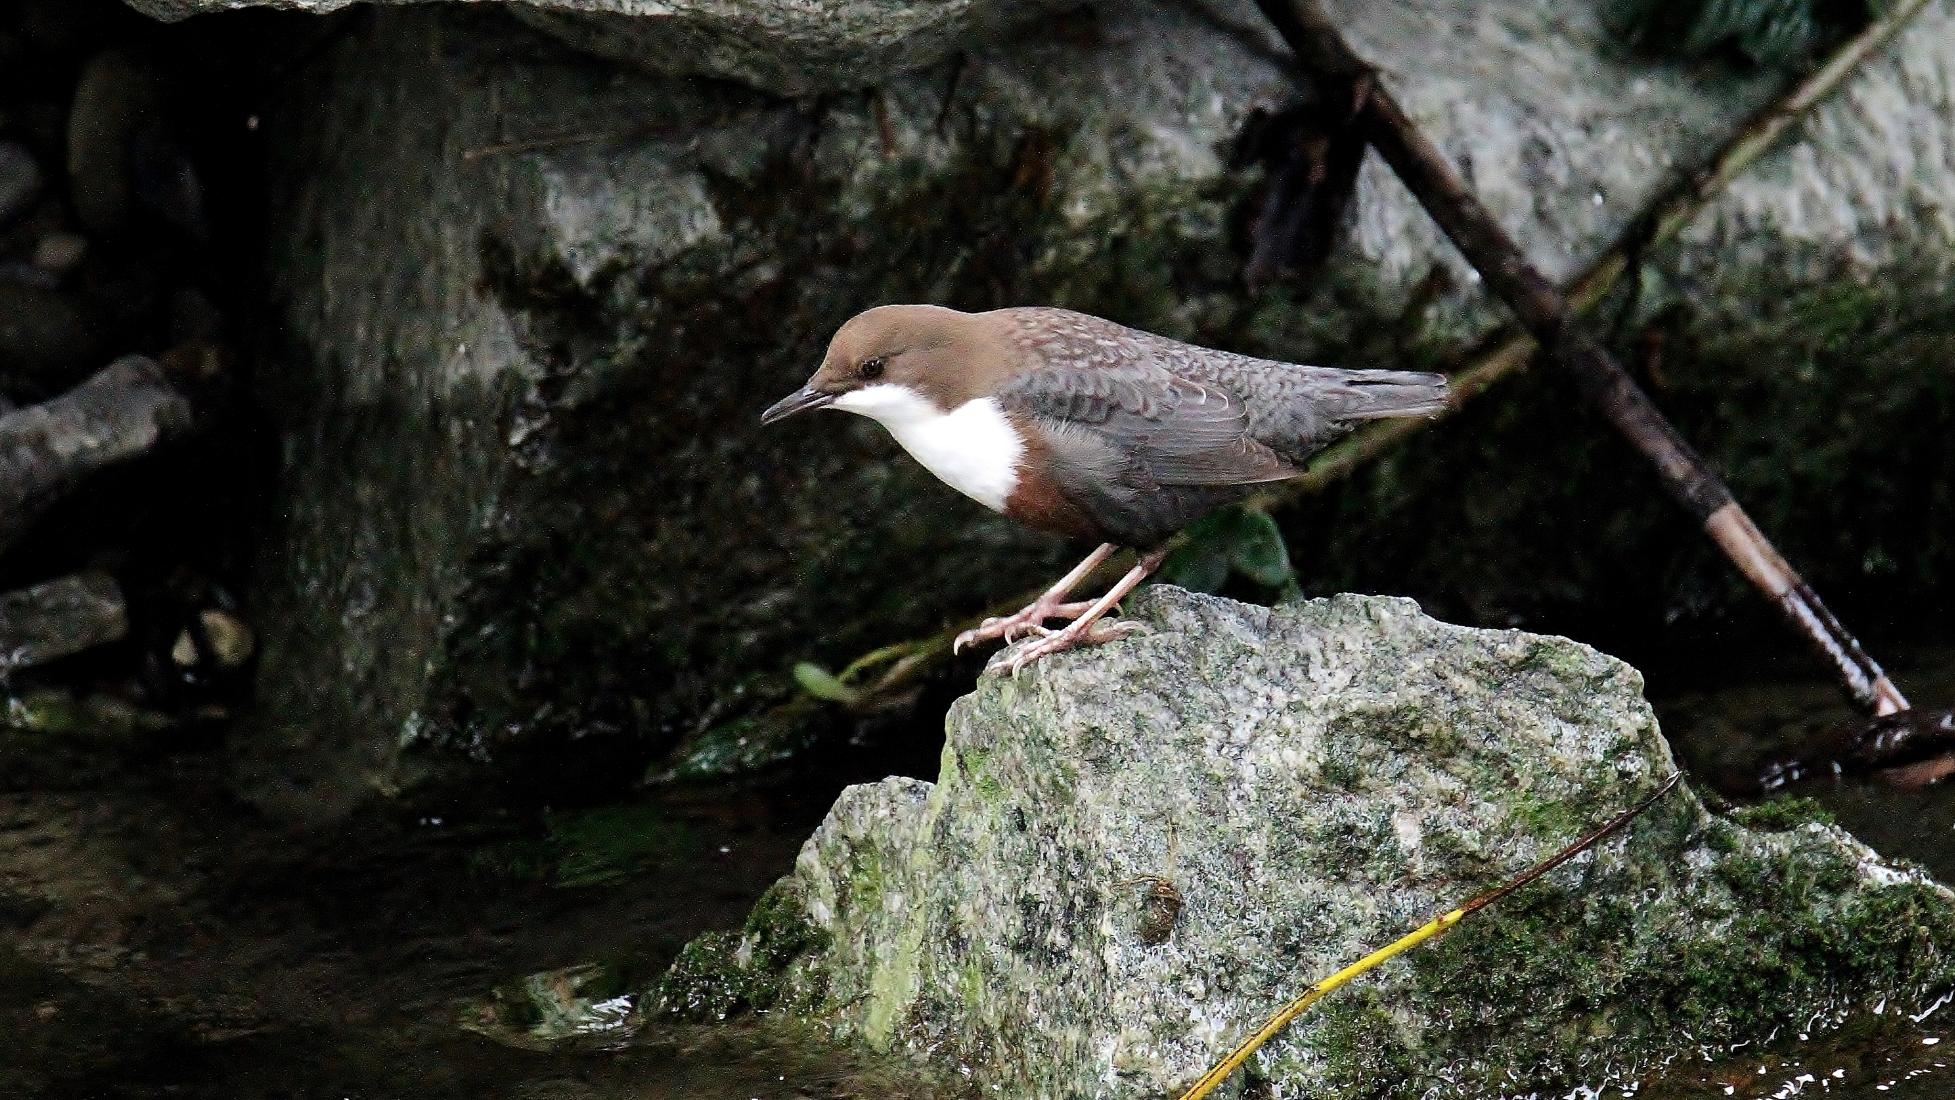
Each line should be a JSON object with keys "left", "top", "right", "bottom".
{"left": 999, "top": 362, "right": 1297, "bottom": 488}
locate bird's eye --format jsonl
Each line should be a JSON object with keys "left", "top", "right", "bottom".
{"left": 859, "top": 356, "right": 886, "bottom": 380}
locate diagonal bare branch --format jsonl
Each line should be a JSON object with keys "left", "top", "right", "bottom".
{"left": 1253, "top": 0, "right": 1917, "bottom": 717}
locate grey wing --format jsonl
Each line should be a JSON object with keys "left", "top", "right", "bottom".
{"left": 998, "top": 360, "right": 1296, "bottom": 547}
{"left": 1003, "top": 307, "right": 1448, "bottom": 460}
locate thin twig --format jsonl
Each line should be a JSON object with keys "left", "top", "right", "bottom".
{"left": 1254, "top": 0, "right": 1914, "bottom": 718}
{"left": 461, "top": 131, "right": 618, "bottom": 162}
{"left": 1173, "top": 774, "right": 1683, "bottom": 1100}
{"left": 459, "top": 115, "right": 727, "bottom": 162}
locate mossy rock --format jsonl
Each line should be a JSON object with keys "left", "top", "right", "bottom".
{"left": 657, "top": 589, "right": 1955, "bottom": 1098}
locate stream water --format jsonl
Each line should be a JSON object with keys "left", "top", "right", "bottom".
{"left": 3, "top": 648, "right": 1952, "bottom": 1099}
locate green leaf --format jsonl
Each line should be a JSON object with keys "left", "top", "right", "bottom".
{"left": 1160, "top": 507, "right": 1298, "bottom": 593}
{"left": 1228, "top": 509, "right": 1297, "bottom": 588}
{"left": 1160, "top": 511, "right": 1241, "bottom": 593}
{"left": 1160, "top": 543, "right": 1231, "bottom": 594}
{"left": 791, "top": 662, "right": 861, "bottom": 705}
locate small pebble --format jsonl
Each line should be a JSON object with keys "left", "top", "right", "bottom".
{"left": 173, "top": 608, "right": 256, "bottom": 670}
{"left": 0, "top": 140, "right": 44, "bottom": 226}
{"left": 31, "top": 231, "right": 88, "bottom": 275}
{"left": 201, "top": 610, "right": 256, "bottom": 668}
{"left": 170, "top": 630, "right": 196, "bottom": 668}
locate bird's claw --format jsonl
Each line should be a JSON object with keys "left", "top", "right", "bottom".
{"left": 986, "top": 618, "right": 1151, "bottom": 676}
{"left": 954, "top": 600, "right": 1095, "bottom": 655}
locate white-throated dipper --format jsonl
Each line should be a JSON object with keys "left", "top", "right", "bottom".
{"left": 762, "top": 305, "right": 1448, "bottom": 672}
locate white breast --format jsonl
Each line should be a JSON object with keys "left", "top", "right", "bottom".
{"left": 832, "top": 384, "right": 1023, "bottom": 512}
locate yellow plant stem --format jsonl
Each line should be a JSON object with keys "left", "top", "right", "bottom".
{"left": 1174, "top": 773, "right": 1683, "bottom": 1100}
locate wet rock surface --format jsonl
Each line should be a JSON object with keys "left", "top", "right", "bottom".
{"left": 120, "top": 0, "right": 1064, "bottom": 96}
{"left": 65, "top": 44, "right": 172, "bottom": 240}
{"left": 0, "top": 356, "right": 196, "bottom": 553}
{"left": 661, "top": 588, "right": 1955, "bottom": 1098}
{"left": 0, "top": 572, "right": 128, "bottom": 673}
{"left": 1296, "top": 0, "right": 1955, "bottom": 651}
{"left": 240, "top": 0, "right": 1283, "bottom": 818}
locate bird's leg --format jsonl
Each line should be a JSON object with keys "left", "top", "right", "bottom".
{"left": 954, "top": 543, "right": 1118, "bottom": 654}
{"left": 991, "top": 548, "right": 1169, "bottom": 675}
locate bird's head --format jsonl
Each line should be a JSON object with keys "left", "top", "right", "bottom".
{"left": 761, "top": 304, "right": 1001, "bottom": 427}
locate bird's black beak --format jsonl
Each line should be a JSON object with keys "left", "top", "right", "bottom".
{"left": 760, "top": 385, "right": 836, "bottom": 425}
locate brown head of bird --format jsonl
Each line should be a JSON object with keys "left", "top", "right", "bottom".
{"left": 761, "top": 304, "right": 1012, "bottom": 426}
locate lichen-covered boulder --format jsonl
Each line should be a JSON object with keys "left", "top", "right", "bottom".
{"left": 120, "top": 0, "right": 1063, "bottom": 96}
{"left": 658, "top": 588, "right": 1955, "bottom": 1098}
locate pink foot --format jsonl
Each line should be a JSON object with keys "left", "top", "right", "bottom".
{"left": 953, "top": 599, "right": 1096, "bottom": 654}
{"left": 987, "top": 616, "right": 1151, "bottom": 676}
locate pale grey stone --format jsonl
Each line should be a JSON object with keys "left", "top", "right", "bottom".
{"left": 660, "top": 589, "right": 1955, "bottom": 1098}
{"left": 0, "top": 573, "right": 129, "bottom": 673}
{"left": 1660, "top": 0, "right": 1955, "bottom": 295}
{"left": 30, "top": 232, "right": 89, "bottom": 276}
{"left": 120, "top": 0, "right": 1065, "bottom": 96}
{"left": 0, "top": 358, "right": 195, "bottom": 554}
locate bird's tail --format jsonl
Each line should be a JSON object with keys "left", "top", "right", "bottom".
{"left": 1311, "top": 367, "right": 1450, "bottom": 420}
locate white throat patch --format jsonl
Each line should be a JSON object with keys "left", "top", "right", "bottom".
{"left": 832, "top": 384, "right": 1023, "bottom": 513}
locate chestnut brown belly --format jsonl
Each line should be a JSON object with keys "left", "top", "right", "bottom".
{"left": 1001, "top": 463, "right": 1105, "bottom": 541}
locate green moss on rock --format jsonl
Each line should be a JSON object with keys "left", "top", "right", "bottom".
{"left": 1731, "top": 795, "right": 1838, "bottom": 832}
{"left": 657, "top": 589, "right": 1955, "bottom": 1098}
{"left": 657, "top": 880, "right": 829, "bottom": 1022}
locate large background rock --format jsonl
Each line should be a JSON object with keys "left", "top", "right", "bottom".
{"left": 242, "top": 0, "right": 1312, "bottom": 818}
{"left": 1295, "top": 0, "right": 1955, "bottom": 656}
{"left": 120, "top": 0, "right": 1065, "bottom": 95}
{"left": 659, "top": 589, "right": 1955, "bottom": 1097}
{"left": 235, "top": 0, "right": 1955, "bottom": 819}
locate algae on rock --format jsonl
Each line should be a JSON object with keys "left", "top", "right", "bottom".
{"left": 660, "top": 588, "right": 1955, "bottom": 1098}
